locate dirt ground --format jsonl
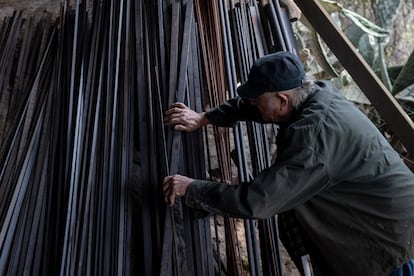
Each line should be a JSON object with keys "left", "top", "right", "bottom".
{"left": 0, "top": 0, "right": 61, "bottom": 20}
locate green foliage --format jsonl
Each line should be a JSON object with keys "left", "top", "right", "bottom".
{"left": 396, "top": 83, "right": 414, "bottom": 103}
{"left": 342, "top": 8, "right": 389, "bottom": 38}
{"left": 297, "top": 0, "right": 413, "bottom": 164}
{"left": 392, "top": 50, "right": 414, "bottom": 95}
{"left": 377, "top": 0, "right": 402, "bottom": 29}
{"left": 317, "top": 0, "right": 402, "bottom": 84}
{"left": 301, "top": 0, "right": 412, "bottom": 95}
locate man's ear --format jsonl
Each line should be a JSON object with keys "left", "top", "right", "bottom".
{"left": 277, "top": 93, "right": 289, "bottom": 110}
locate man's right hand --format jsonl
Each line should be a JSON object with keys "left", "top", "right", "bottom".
{"left": 164, "top": 102, "right": 209, "bottom": 132}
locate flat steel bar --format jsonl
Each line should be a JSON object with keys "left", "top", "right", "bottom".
{"left": 20, "top": 89, "right": 53, "bottom": 275}
{"left": 60, "top": 2, "right": 87, "bottom": 274}
{"left": 133, "top": 0, "right": 154, "bottom": 274}
{"left": 0, "top": 99, "right": 46, "bottom": 276}
{"left": 104, "top": 1, "right": 122, "bottom": 273}
{"left": 169, "top": 2, "right": 193, "bottom": 274}
{"left": 265, "top": 2, "right": 286, "bottom": 52}
{"left": 7, "top": 16, "right": 34, "bottom": 129}
{"left": 249, "top": 5, "right": 265, "bottom": 57}
{"left": 273, "top": 0, "right": 294, "bottom": 52}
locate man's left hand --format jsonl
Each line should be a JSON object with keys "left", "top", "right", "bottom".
{"left": 162, "top": 174, "right": 194, "bottom": 207}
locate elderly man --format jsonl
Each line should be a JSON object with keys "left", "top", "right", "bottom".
{"left": 162, "top": 51, "right": 414, "bottom": 275}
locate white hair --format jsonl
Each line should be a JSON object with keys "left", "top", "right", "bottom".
{"left": 285, "top": 77, "right": 315, "bottom": 110}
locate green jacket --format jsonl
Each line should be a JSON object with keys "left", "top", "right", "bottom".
{"left": 185, "top": 81, "right": 414, "bottom": 275}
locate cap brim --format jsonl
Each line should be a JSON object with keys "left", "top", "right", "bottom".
{"left": 236, "top": 80, "right": 262, "bottom": 99}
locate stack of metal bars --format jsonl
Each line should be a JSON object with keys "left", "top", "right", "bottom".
{"left": 0, "top": 0, "right": 300, "bottom": 275}
{"left": 194, "top": 1, "right": 245, "bottom": 275}
{"left": 0, "top": 0, "right": 136, "bottom": 274}
{"left": 214, "top": 1, "right": 299, "bottom": 275}
{"left": 0, "top": 0, "right": 213, "bottom": 275}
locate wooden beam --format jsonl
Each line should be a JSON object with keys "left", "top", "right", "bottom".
{"left": 294, "top": 0, "right": 414, "bottom": 155}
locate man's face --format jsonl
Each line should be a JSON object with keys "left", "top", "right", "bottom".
{"left": 250, "top": 92, "right": 291, "bottom": 123}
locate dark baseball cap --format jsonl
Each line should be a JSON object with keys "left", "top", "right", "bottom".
{"left": 237, "top": 51, "right": 305, "bottom": 99}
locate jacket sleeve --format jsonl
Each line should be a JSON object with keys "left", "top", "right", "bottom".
{"left": 185, "top": 147, "right": 330, "bottom": 219}
{"left": 205, "top": 96, "right": 265, "bottom": 127}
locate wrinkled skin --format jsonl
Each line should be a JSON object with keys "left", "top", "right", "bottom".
{"left": 162, "top": 174, "right": 194, "bottom": 207}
